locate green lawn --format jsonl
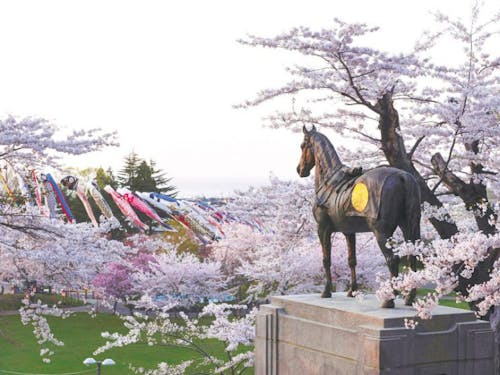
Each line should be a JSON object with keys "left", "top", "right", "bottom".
{"left": 437, "top": 298, "right": 470, "bottom": 310}
{"left": 0, "top": 313, "right": 247, "bottom": 375}
{"left": 0, "top": 290, "right": 469, "bottom": 375}
{"left": 0, "top": 293, "right": 84, "bottom": 311}
{"left": 416, "top": 288, "right": 470, "bottom": 310}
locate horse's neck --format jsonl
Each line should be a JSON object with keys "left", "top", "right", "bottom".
{"left": 313, "top": 135, "right": 343, "bottom": 190}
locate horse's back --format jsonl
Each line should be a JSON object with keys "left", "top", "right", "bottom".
{"left": 338, "top": 166, "right": 406, "bottom": 219}
{"left": 318, "top": 166, "right": 418, "bottom": 233}
{"left": 362, "top": 166, "right": 413, "bottom": 181}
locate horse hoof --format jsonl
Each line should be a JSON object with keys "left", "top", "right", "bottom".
{"left": 404, "top": 296, "right": 415, "bottom": 306}
{"left": 381, "top": 299, "right": 395, "bottom": 308}
{"left": 404, "top": 290, "right": 416, "bottom": 306}
{"left": 321, "top": 291, "right": 332, "bottom": 298}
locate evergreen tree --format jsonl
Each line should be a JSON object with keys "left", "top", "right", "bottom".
{"left": 117, "top": 151, "right": 140, "bottom": 189}
{"left": 116, "top": 152, "right": 177, "bottom": 196}
{"left": 148, "top": 159, "right": 177, "bottom": 196}
{"left": 134, "top": 160, "right": 156, "bottom": 192}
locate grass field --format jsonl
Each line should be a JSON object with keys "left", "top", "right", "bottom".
{"left": 0, "top": 294, "right": 84, "bottom": 311}
{"left": 0, "top": 290, "right": 469, "bottom": 375}
{"left": 0, "top": 313, "right": 246, "bottom": 375}
{"left": 436, "top": 298, "right": 470, "bottom": 310}
{"left": 416, "top": 288, "right": 471, "bottom": 310}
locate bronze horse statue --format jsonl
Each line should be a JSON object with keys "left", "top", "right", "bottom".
{"left": 297, "top": 126, "right": 420, "bottom": 308}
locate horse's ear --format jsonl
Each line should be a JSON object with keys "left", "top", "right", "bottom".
{"left": 311, "top": 125, "right": 316, "bottom": 132}
{"left": 302, "top": 125, "right": 308, "bottom": 134}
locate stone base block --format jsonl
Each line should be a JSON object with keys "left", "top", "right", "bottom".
{"left": 255, "top": 293, "right": 495, "bottom": 375}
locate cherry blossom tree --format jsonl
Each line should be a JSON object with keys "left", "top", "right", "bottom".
{"left": 238, "top": 2, "right": 499, "bottom": 239}
{"left": 385, "top": 227, "right": 500, "bottom": 368}
{"left": 0, "top": 114, "right": 120, "bottom": 285}
{"left": 131, "top": 249, "right": 228, "bottom": 307}
{"left": 94, "top": 303, "right": 256, "bottom": 375}
{"left": 93, "top": 262, "right": 134, "bottom": 314}
{"left": 0, "top": 113, "right": 244, "bottom": 370}
{"left": 0, "top": 114, "right": 124, "bottom": 363}
{"left": 9, "top": 231, "right": 186, "bottom": 364}
{"left": 3, "top": 222, "right": 141, "bottom": 363}
{"left": 0, "top": 115, "right": 117, "bottom": 168}
{"left": 3, "top": 3, "right": 499, "bottom": 369}
{"left": 89, "top": 237, "right": 252, "bottom": 374}
{"left": 0, "top": 218, "right": 127, "bottom": 290}
{"left": 88, "top": 176, "right": 386, "bottom": 374}
{"left": 210, "top": 176, "right": 387, "bottom": 300}
{"left": 239, "top": 1, "right": 499, "bottom": 363}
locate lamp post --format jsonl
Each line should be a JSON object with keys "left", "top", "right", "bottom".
{"left": 83, "top": 357, "right": 115, "bottom": 375}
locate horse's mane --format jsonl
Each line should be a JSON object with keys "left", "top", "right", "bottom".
{"left": 311, "top": 132, "right": 342, "bottom": 172}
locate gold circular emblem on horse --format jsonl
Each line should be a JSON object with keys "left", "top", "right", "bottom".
{"left": 351, "top": 183, "right": 369, "bottom": 212}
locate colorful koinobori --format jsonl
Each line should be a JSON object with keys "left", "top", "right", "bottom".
{"left": 0, "top": 167, "right": 263, "bottom": 243}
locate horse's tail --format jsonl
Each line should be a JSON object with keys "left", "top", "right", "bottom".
{"left": 401, "top": 172, "right": 421, "bottom": 242}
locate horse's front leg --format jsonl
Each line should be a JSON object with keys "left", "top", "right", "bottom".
{"left": 318, "top": 223, "right": 333, "bottom": 298}
{"left": 344, "top": 233, "right": 357, "bottom": 297}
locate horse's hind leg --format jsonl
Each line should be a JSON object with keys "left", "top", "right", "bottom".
{"left": 403, "top": 255, "right": 417, "bottom": 306}
{"left": 373, "top": 230, "right": 399, "bottom": 308}
{"left": 344, "top": 233, "right": 357, "bottom": 297}
{"left": 401, "top": 224, "right": 420, "bottom": 306}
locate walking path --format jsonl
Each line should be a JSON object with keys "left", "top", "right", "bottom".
{"left": 0, "top": 300, "right": 130, "bottom": 316}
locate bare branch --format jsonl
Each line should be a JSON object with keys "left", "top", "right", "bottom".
{"left": 407, "top": 136, "right": 425, "bottom": 160}
{"left": 336, "top": 52, "right": 379, "bottom": 113}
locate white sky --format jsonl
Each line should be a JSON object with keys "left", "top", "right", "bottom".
{"left": 0, "top": 0, "right": 490, "bottom": 197}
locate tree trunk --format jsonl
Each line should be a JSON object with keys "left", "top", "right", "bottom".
{"left": 127, "top": 303, "right": 134, "bottom": 316}
{"left": 375, "top": 92, "right": 459, "bottom": 239}
{"left": 431, "top": 151, "right": 497, "bottom": 235}
{"left": 454, "top": 247, "right": 499, "bottom": 313}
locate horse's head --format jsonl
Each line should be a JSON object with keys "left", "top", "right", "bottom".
{"left": 296, "top": 125, "right": 316, "bottom": 177}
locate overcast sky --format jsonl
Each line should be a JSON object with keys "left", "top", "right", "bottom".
{"left": 0, "top": 0, "right": 491, "bottom": 197}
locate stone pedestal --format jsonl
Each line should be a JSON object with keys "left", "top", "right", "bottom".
{"left": 255, "top": 293, "right": 495, "bottom": 375}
